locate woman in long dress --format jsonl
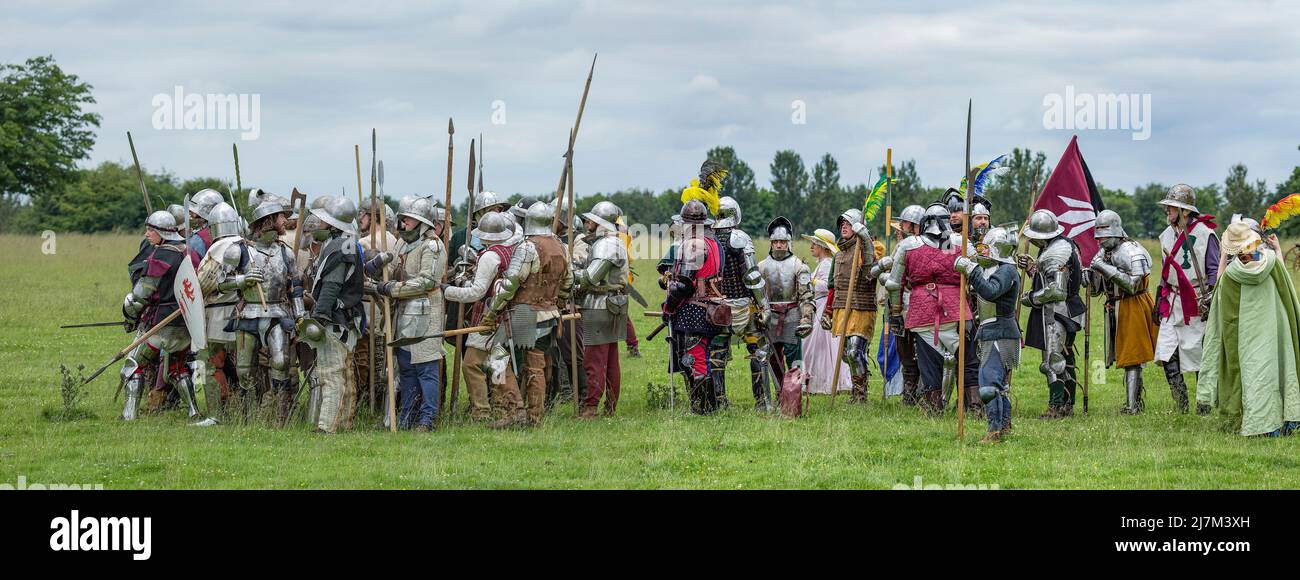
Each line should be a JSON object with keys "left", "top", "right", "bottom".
{"left": 801, "top": 229, "right": 853, "bottom": 394}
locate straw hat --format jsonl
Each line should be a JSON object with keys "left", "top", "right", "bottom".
{"left": 801, "top": 228, "right": 839, "bottom": 254}
{"left": 1221, "top": 221, "right": 1261, "bottom": 256}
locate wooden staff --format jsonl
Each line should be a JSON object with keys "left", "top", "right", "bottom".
{"left": 444, "top": 119, "right": 454, "bottom": 244}
{"left": 552, "top": 54, "right": 598, "bottom": 232}
{"left": 444, "top": 138, "right": 475, "bottom": 426}
{"left": 430, "top": 313, "right": 582, "bottom": 341}
{"left": 829, "top": 148, "right": 884, "bottom": 408}
{"left": 82, "top": 310, "right": 183, "bottom": 385}
{"left": 566, "top": 129, "right": 581, "bottom": 416}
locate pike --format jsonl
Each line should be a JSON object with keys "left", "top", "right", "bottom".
{"left": 279, "top": 189, "right": 308, "bottom": 427}
{"left": 426, "top": 314, "right": 582, "bottom": 342}
{"left": 357, "top": 142, "right": 375, "bottom": 413}
{"left": 126, "top": 131, "right": 153, "bottom": 214}
{"left": 375, "top": 135, "right": 397, "bottom": 433}
{"left": 552, "top": 54, "right": 598, "bottom": 232}
{"left": 955, "top": 99, "right": 972, "bottom": 440}
{"left": 232, "top": 143, "right": 243, "bottom": 214}
{"left": 445, "top": 137, "right": 476, "bottom": 426}
{"left": 82, "top": 310, "right": 183, "bottom": 386}
{"left": 443, "top": 119, "right": 454, "bottom": 245}
{"left": 60, "top": 321, "right": 126, "bottom": 329}
{"left": 565, "top": 128, "right": 581, "bottom": 416}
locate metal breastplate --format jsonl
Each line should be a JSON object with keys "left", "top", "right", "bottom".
{"left": 760, "top": 256, "right": 801, "bottom": 303}
{"left": 241, "top": 241, "right": 291, "bottom": 318}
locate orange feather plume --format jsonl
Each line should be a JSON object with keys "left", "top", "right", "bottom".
{"left": 1262, "top": 193, "right": 1300, "bottom": 229}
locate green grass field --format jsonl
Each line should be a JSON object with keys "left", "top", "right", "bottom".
{"left": 3, "top": 233, "right": 1299, "bottom": 489}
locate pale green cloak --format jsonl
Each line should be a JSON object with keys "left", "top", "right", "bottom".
{"left": 1197, "top": 249, "right": 1300, "bottom": 436}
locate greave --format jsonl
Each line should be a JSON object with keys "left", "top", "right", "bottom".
{"left": 122, "top": 375, "right": 143, "bottom": 421}
{"left": 1124, "top": 366, "right": 1144, "bottom": 414}
{"left": 173, "top": 374, "right": 201, "bottom": 419}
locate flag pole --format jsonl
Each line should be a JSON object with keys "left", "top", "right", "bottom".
{"left": 881, "top": 149, "right": 893, "bottom": 403}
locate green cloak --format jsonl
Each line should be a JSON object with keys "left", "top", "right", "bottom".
{"left": 1197, "top": 249, "right": 1300, "bottom": 436}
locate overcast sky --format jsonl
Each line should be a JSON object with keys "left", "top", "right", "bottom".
{"left": 5, "top": 0, "right": 1299, "bottom": 209}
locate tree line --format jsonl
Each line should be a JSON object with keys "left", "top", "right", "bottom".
{"left": 4, "top": 55, "right": 1300, "bottom": 239}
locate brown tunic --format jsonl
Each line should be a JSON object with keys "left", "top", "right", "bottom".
{"left": 511, "top": 235, "right": 567, "bottom": 309}
{"left": 831, "top": 237, "right": 877, "bottom": 311}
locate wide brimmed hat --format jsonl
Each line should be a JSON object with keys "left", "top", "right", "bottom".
{"left": 801, "top": 228, "right": 839, "bottom": 254}
{"left": 1222, "top": 221, "right": 1261, "bottom": 255}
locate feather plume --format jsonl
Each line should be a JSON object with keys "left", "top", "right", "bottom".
{"left": 862, "top": 175, "right": 895, "bottom": 222}
{"left": 959, "top": 153, "right": 1007, "bottom": 196}
{"left": 1262, "top": 193, "right": 1300, "bottom": 229}
{"left": 680, "top": 160, "right": 728, "bottom": 216}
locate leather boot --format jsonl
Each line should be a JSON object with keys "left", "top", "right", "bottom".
{"left": 490, "top": 409, "right": 527, "bottom": 429}
{"left": 1164, "top": 357, "right": 1190, "bottom": 413}
{"left": 850, "top": 374, "right": 869, "bottom": 404}
{"left": 1037, "top": 405, "right": 1061, "bottom": 420}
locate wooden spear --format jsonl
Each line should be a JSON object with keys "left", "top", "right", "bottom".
{"left": 955, "top": 100, "right": 971, "bottom": 440}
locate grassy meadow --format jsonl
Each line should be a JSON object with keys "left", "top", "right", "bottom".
{"left": 2, "top": 232, "right": 1300, "bottom": 489}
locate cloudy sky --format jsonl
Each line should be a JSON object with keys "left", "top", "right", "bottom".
{"left": 5, "top": 0, "right": 1299, "bottom": 209}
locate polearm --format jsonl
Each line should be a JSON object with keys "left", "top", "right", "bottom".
{"left": 955, "top": 100, "right": 972, "bottom": 440}
{"left": 443, "top": 118, "right": 454, "bottom": 245}
{"left": 1083, "top": 276, "right": 1091, "bottom": 414}
{"left": 356, "top": 143, "right": 375, "bottom": 413}
{"left": 232, "top": 143, "right": 243, "bottom": 214}
{"left": 428, "top": 313, "right": 582, "bottom": 341}
{"left": 373, "top": 138, "right": 397, "bottom": 433}
{"left": 82, "top": 310, "right": 182, "bottom": 385}
{"left": 445, "top": 137, "right": 475, "bottom": 426}
{"left": 552, "top": 53, "right": 598, "bottom": 232}
{"left": 882, "top": 148, "right": 893, "bottom": 403}
{"left": 127, "top": 132, "right": 153, "bottom": 214}
{"left": 60, "top": 321, "right": 126, "bottom": 329}
{"left": 565, "top": 128, "right": 581, "bottom": 416}
{"left": 828, "top": 151, "right": 878, "bottom": 409}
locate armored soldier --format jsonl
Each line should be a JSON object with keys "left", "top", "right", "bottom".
{"left": 820, "top": 208, "right": 879, "bottom": 403}
{"left": 878, "top": 204, "right": 925, "bottom": 404}
{"left": 444, "top": 211, "right": 516, "bottom": 422}
{"left": 1089, "top": 210, "right": 1159, "bottom": 414}
{"left": 480, "top": 201, "right": 572, "bottom": 428}
{"left": 226, "top": 189, "right": 302, "bottom": 422}
{"left": 194, "top": 201, "right": 246, "bottom": 423}
{"left": 1155, "top": 184, "right": 1220, "bottom": 414}
{"left": 708, "top": 196, "right": 768, "bottom": 409}
{"left": 663, "top": 201, "right": 727, "bottom": 414}
{"left": 186, "top": 188, "right": 226, "bottom": 264}
{"left": 886, "top": 203, "right": 978, "bottom": 416}
{"left": 1019, "top": 209, "right": 1087, "bottom": 419}
{"left": 757, "top": 217, "right": 815, "bottom": 407}
{"left": 120, "top": 211, "right": 197, "bottom": 421}
{"left": 299, "top": 197, "right": 365, "bottom": 433}
{"left": 572, "top": 201, "right": 631, "bottom": 417}
{"left": 954, "top": 226, "right": 1022, "bottom": 443}
{"left": 365, "top": 196, "right": 449, "bottom": 431}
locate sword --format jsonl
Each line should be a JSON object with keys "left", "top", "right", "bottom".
{"left": 628, "top": 285, "right": 649, "bottom": 308}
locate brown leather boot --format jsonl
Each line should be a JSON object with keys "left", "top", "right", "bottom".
{"left": 1037, "top": 405, "right": 1061, "bottom": 420}
{"left": 920, "top": 389, "right": 944, "bottom": 417}
{"left": 579, "top": 406, "right": 599, "bottom": 419}
{"left": 979, "top": 430, "right": 1002, "bottom": 444}
{"left": 490, "top": 410, "right": 527, "bottom": 430}
{"left": 849, "top": 375, "right": 869, "bottom": 404}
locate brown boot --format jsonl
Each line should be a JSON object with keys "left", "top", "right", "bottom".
{"left": 920, "top": 390, "right": 944, "bottom": 417}
{"left": 490, "top": 410, "right": 527, "bottom": 430}
{"left": 1058, "top": 404, "right": 1075, "bottom": 418}
{"left": 1037, "top": 405, "right": 1061, "bottom": 420}
{"left": 579, "top": 406, "right": 599, "bottom": 419}
{"left": 979, "top": 430, "right": 1002, "bottom": 444}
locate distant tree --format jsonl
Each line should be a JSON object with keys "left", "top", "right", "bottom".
{"left": 806, "top": 153, "right": 842, "bottom": 232}
{"left": 769, "top": 150, "right": 808, "bottom": 233}
{"left": 1222, "top": 163, "right": 1269, "bottom": 222}
{"left": 38, "top": 161, "right": 183, "bottom": 233}
{"left": 0, "top": 55, "right": 102, "bottom": 231}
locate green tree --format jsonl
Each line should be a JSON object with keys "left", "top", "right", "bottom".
{"left": 1129, "top": 183, "right": 1169, "bottom": 239}
{"left": 0, "top": 55, "right": 102, "bottom": 231}
{"left": 769, "top": 150, "right": 808, "bottom": 234}
{"left": 806, "top": 153, "right": 842, "bottom": 233}
{"left": 1223, "top": 163, "right": 1269, "bottom": 222}
{"left": 38, "top": 161, "right": 182, "bottom": 233}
